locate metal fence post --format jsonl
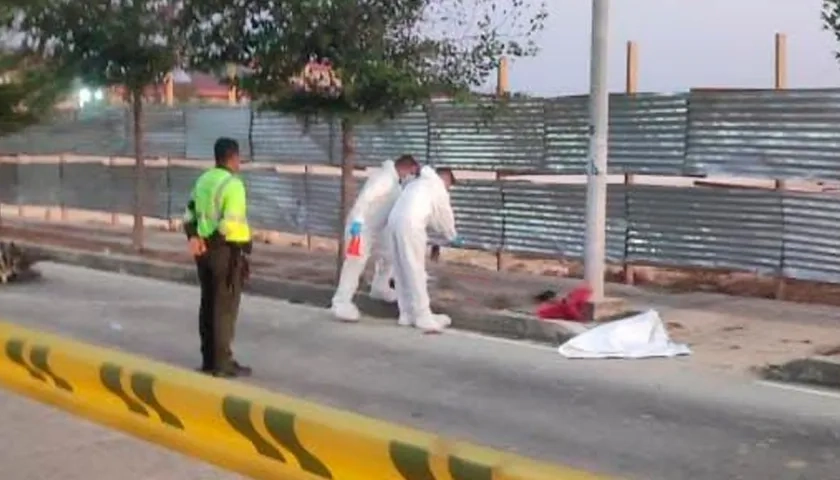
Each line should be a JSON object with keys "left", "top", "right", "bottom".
{"left": 583, "top": 0, "right": 611, "bottom": 301}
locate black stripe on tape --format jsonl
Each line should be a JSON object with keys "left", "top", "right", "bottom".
{"left": 222, "top": 396, "right": 286, "bottom": 462}
{"left": 263, "top": 406, "right": 332, "bottom": 478}
{"left": 100, "top": 363, "right": 184, "bottom": 429}
{"left": 100, "top": 363, "right": 149, "bottom": 416}
{"left": 389, "top": 441, "right": 493, "bottom": 480}
{"left": 5, "top": 338, "right": 47, "bottom": 382}
{"left": 223, "top": 396, "right": 333, "bottom": 478}
{"left": 129, "top": 372, "right": 184, "bottom": 429}
{"left": 449, "top": 456, "right": 492, "bottom": 480}
{"left": 5, "top": 338, "right": 74, "bottom": 392}
{"left": 390, "top": 441, "right": 435, "bottom": 480}
{"left": 28, "top": 344, "right": 73, "bottom": 392}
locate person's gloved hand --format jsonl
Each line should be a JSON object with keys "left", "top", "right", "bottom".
{"left": 450, "top": 236, "right": 464, "bottom": 247}
{"left": 348, "top": 220, "right": 363, "bottom": 236}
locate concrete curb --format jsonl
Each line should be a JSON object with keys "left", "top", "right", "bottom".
{"left": 760, "top": 356, "right": 840, "bottom": 389}
{"left": 22, "top": 242, "right": 579, "bottom": 345}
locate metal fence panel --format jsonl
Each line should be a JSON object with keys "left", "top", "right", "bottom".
{"left": 244, "top": 170, "right": 307, "bottom": 233}
{"left": 17, "top": 163, "right": 60, "bottom": 205}
{"left": 185, "top": 107, "right": 251, "bottom": 160}
{"left": 609, "top": 93, "right": 688, "bottom": 174}
{"left": 250, "top": 112, "right": 337, "bottom": 164}
{"left": 545, "top": 94, "right": 689, "bottom": 174}
{"left": 428, "top": 99, "right": 544, "bottom": 171}
{"left": 305, "top": 174, "right": 344, "bottom": 237}
{"left": 627, "top": 185, "right": 782, "bottom": 273}
{"left": 61, "top": 162, "right": 112, "bottom": 211}
{"left": 355, "top": 108, "right": 429, "bottom": 167}
{"left": 0, "top": 163, "right": 18, "bottom": 203}
{"left": 110, "top": 166, "right": 168, "bottom": 218}
{"left": 126, "top": 108, "right": 187, "bottom": 158}
{"left": 0, "top": 109, "right": 127, "bottom": 156}
{"left": 166, "top": 166, "right": 202, "bottom": 218}
{"left": 501, "top": 182, "right": 626, "bottom": 261}
{"left": 449, "top": 180, "right": 504, "bottom": 251}
{"left": 543, "top": 96, "right": 588, "bottom": 173}
{"left": 686, "top": 89, "right": 840, "bottom": 179}
{"left": 781, "top": 192, "right": 840, "bottom": 282}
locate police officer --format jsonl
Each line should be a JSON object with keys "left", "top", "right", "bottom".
{"left": 183, "top": 137, "right": 253, "bottom": 378}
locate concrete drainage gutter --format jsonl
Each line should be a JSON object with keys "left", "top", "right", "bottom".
{"left": 20, "top": 242, "right": 582, "bottom": 346}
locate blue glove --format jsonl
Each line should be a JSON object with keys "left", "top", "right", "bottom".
{"left": 348, "top": 220, "right": 363, "bottom": 236}
{"left": 450, "top": 236, "right": 464, "bottom": 247}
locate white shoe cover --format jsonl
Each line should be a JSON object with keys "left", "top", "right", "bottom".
{"left": 370, "top": 287, "right": 398, "bottom": 303}
{"left": 433, "top": 314, "right": 452, "bottom": 328}
{"left": 397, "top": 315, "right": 413, "bottom": 327}
{"left": 415, "top": 314, "right": 443, "bottom": 333}
{"left": 332, "top": 302, "right": 360, "bottom": 322}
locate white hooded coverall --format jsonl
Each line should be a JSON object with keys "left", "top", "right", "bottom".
{"left": 331, "top": 160, "right": 403, "bottom": 321}
{"left": 387, "top": 166, "right": 457, "bottom": 332}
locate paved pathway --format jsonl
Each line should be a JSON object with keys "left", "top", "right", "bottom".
{"left": 0, "top": 388, "right": 240, "bottom": 480}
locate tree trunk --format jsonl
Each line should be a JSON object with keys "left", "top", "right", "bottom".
{"left": 336, "top": 118, "right": 357, "bottom": 282}
{"left": 131, "top": 90, "right": 146, "bottom": 251}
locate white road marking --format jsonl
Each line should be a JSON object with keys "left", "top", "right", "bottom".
{"left": 755, "top": 380, "right": 840, "bottom": 399}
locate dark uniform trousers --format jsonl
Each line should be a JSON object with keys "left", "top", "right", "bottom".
{"left": 196, "top": 239, "right": 246, "bottom": 371}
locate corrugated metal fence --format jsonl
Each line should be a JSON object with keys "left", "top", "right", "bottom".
{"left": 5, "top": 160, "right": 840, "bottom": 284}
{"left": 4, "top": 88, "right": 840, "bottom": 284}
{"left": 4, "top": 88, "right": 840, "bottom": 179}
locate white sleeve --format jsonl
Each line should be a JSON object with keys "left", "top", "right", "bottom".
{"left": 430, "top": 189, "right": 458, "bottom": 241}
{"left": 347, "top": 170, "right": 394, "bottom": 223}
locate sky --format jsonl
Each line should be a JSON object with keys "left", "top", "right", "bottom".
{"left": 510, "top": 0, "right": 840, "bottom": 95}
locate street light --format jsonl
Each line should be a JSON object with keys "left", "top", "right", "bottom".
{"left": 584, "top": 0, "right": 610, "bottom": 301}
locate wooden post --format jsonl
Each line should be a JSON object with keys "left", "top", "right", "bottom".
{"left": 304, "top": 165, "right": 313, "bottom": 251}
{"left": 226, "top": 63, "right": 237, "bottom": 105}
{"left": 336, "top": 120, "right": 357, "bottom": 282}
{"left": 109, "top": 157, "right": 118, "bottom": 226}
{"left": 164, "top": 73, "right": 174, "bottom": 106}
{"left": 59, "top": 155, "right": 68, "bottom": 221}
{"left": 774, "top": 32, "right": 788, "bottom": 300}
{"left": 623, "top": 41, "right": 639, "bottom": 285}
{"left": 495, "top": 57, "right": 510, "bottom": 271}
{"left": 496, "top": 56, "right": 510, "bottom": 97}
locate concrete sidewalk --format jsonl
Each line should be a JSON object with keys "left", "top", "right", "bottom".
{"left": 0, "top": 389, "right": 240, "bottom": 480}
{"left": 3, "top": 216, "right": 840, "bottom": 375}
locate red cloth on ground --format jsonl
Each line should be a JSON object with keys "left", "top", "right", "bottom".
{"left": 535, "top": 285, "right": 592, "bottom": 322}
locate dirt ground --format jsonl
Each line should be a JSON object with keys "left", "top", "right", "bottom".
{"left": 3, "top": 206, "right": 840, "bottom": 375}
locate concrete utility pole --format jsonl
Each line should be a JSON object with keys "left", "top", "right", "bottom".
{"left": 584, "top": 0, "right": 610, "bottom": 301}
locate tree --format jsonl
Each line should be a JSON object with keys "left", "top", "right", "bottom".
{"left": 5, "top": 0, "right": 185, "bottom": 249}
{"left": 0, "top": 51, "right": 71, "bottom": 135}
{"left": 184, "top": 0, "right": 547, "bottom": 273}
{"left": 824, "top": 0, "right": 840, "bottom": 60}
{"left": 0, "top": 4, "right": 71, "bottom": 135}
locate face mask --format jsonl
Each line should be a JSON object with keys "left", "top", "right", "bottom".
{"left": 400, "top": 174, "right": 416, "bottom": 185}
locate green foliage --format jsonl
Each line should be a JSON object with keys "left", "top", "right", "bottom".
{"left": 0, "top": 52, "right": 72, "bottom": 135}
{"left": 824, "top": 1, "right": 840, "bottom": 61}
{"left": 5, "top": 0, "right": 183, "bottom": 94}
{"left": 183, "top": 0, "right": 547, "bottom": 121}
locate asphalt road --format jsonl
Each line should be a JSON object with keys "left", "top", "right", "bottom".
{"left": 0, "top": 388, "right": 240, "bottom": 480}
{"left": 2, "top": 263, "right": 840, "bottom": 480}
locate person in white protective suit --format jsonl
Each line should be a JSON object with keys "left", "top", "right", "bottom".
{"left": 330, "top": 154, "right": 421, "bottom": 322}
{"left": 387, "top": 166, "right": 462, "bottom": 333}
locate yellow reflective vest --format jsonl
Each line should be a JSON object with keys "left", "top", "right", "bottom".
{"left": 183, "top": 167, "right": 251, "bottom": 243}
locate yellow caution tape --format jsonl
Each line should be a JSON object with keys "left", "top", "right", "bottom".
{"left": 0, "top": 320, "right": 610, "bottom": 480}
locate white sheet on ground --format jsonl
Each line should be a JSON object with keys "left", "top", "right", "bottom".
{"left": 558, "top": 309, "right": 691, "bottom": 359}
